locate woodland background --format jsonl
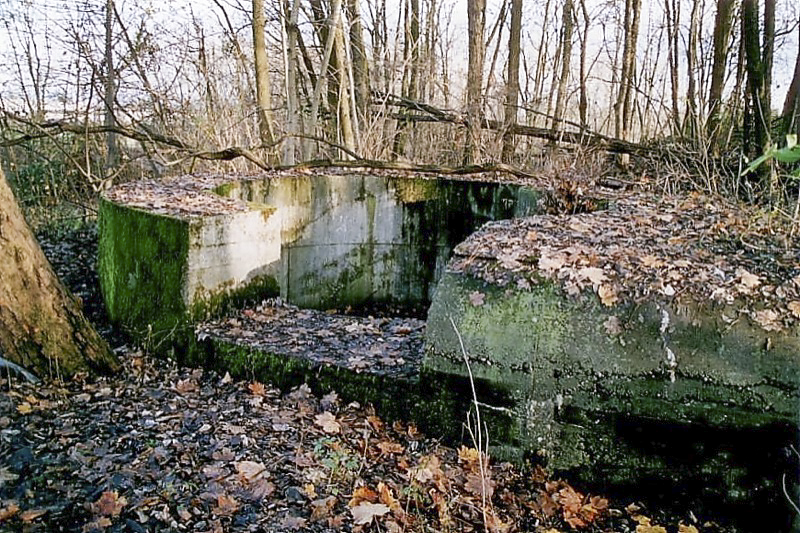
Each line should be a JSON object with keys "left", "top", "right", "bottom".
{"left": 0, "top": 0, "right": 799, "bottom": 219}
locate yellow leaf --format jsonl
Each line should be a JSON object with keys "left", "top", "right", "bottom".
{"left": 16, "top": 402, "right": 32, "bottom": 415}
{"left": 678, "top": 524, "right": 699, "bottom": 533}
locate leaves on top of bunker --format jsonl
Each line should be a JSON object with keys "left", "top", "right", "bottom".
{"left": 451, "top": 192, "right": 800, "bottom": 331}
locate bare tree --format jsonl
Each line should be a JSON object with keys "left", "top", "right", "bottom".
{"left": 615, "top": 0, "right": 642, "bottom": 141}
{"left": 782, "top": 21, "right": 800, "bottom": 136}
{"left": 104, "top": 0, "right": 118, "bottom": 173}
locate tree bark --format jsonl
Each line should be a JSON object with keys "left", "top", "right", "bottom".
{"left": 782, "top": 22, "right": 800, "bottom": 136}
{"left": 551, "top": 0, "right": 574, "bottom": 137}
{"left": 577, "top": 0, "right": 590, "bottom": 130}
{"left": 283, "top": 0, "right": 301, "bottom": 165}
{"left": 615, "top": 0, "right": 642, "bottom": 141}
{"left": 502, "top": 0, "right": 523, "bottom": 162}
{"left": 104, "top": 0, "right": 118, "bottom": 174}
{"left": 708, "top": 0, "right": 735, "bottom": 144}
{"left": 742, "top": 0, "right": 768, "bottom": 156}
{"left": 0, "top": 167, "right": 119, "bottom": 379}
{"left": 464, "top": 0, "right": 486, "bottom": 164}
{"left": 685, "top": 0, "right": 701, "bottom": 136}
{"left": 392, "top": 0, "right": 421, "bottom": 160}
{"left": 664, "top": 0, "right": 681, "bottom": 133}
{"left": 253, "top": 0, "right": 276, "bottom": 149}
{"left": 345, "top": 0, "right": 371, "bottom": 124}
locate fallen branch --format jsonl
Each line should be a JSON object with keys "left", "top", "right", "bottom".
{"left": 379, "top": 92, "right": 651, "bottom": 155}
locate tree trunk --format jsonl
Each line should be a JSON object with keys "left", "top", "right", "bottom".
{"left": 0, "top": 167, "right": 119, "bottom": 380}
{"left": 464, "top": 0, "right": 486, "bottom": 164}
{"left": 551, "top": 0, "right": 574, "bottom": 136}
{"left": 707, "top": 0, "right": 735, "bottom": 145}
{"left": 283, "top": 0, "right": 301, "bottom": 165}
{"left": 742, "top": 0, "right": 768, "bottom": 156}
{"left": 253, "top": 0, "right": 276, "bottom": 150}
{"left": 392, "top": 0, "right": 421, "bottom": 160}
{"left": 782, "top": 22, "right": 800, "bottom": 136}
{"left": 333, "top": 13, "right": 357, "bottom": 156}
{"left": 502, "top": 0, "right": 522, "bottom": 162}
{"left": 615, "top": 0, "right": 642, "bottom": 141}
{"left": 577, "top": 0, "right": 590, "bottom": 130}
{"left": 664, "top": 0, "right": 680, "bottom": 133}
{"left": 103, "top": 0, "right": 118, "bottom": 175}
{"left": 685, "top": 0, "right": 700, "bottom": 137}
{"left": 345, "top": 0, "right": 371, "bottom": 124}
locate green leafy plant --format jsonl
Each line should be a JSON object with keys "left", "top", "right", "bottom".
{"left": 743, "top": 134, "right": 800, "bottom": 178}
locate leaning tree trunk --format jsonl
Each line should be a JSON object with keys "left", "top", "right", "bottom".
{"left": 707, "top": 0, "right": 735, "bottom": 147}
{"left": 0, "top": 167, "right": 119, "bottom": 380}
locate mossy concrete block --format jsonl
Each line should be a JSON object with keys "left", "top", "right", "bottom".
{"left": 424, "top": 270, "right": 800, "bottom": 468}
{"left": 99, "top": 170, "right": 544, "bottom": 341}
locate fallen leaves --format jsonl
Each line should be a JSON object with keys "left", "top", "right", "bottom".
{"left": 90, "top": 491, "right": 127, "bottom": 517}
{"left": 450, "top": 192, "right": 800, "bottom": 332}
{"left": 315, "top": 411, "right": 341, "bottom": 434}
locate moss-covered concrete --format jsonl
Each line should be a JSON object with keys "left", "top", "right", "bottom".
{"left": 99, "top": 172, "right": 543, "bottom": 344}
{"left": 423, "top": 269, "right": 800, "bottom": 512}
{"left": 98, "top": 198, "right": 190, "bottom": 342}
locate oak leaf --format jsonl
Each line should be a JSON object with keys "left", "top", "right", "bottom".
{"left": 212, "top": 493, "right": 240, "bottom": 516}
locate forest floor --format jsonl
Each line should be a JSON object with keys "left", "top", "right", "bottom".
{"left": 0, "top": 226, "right": 744, "bottom": 532}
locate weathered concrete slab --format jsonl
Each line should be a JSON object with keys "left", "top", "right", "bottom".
{"left": 423, "top": 192, "right": 800, "bottom": 513}
{"left": 98, "top": 168, "right": 543, "bottom": 340}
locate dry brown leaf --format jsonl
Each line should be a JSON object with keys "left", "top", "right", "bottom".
{"left": 16, "top": 402, "right": 32, "bottom": 415}
{"left": 349, "top": 486, "right": 379, "bottom": 507}
{"left": 577, "top": 266, "right": 607, "bottom": 286}
{"left": 248, "top": 381, "right": 266, "bottom": 396}
{"left": 636, "top": 525, "right": 667, "bottom": 533}
{"left": 377, "top": 482, "right": 404, "bottom": 516}
{"left": 597, "top": 284, "right": 618, "bottom": 306}
{"left": 310, "top": 496, "right": 337, "bottom": 522}
{"left": 603, "top": 316, "right": 622, "bottom": 336}
{"left": 753, "top": 309, "right": 782, "bottom": 331}
{"left": 0, "top": 502, "right": 20, "bottom": 522}
{"left": 538, "top": 253, "right": 566, "bottom": 273}
{"left": 465, "top": 471, "right": 495, "bottom": 500}
{"left": 736, "top": 268, "right": 761, "bottom": 292}
{"left": 20, "top": 509, "right": 46, "bottom": 522}
{"left": 174, "top": 378, "right": 196, "bottom": 394}
{"left": 678, "top": 524, "right": 699, "bottom": 533}
{"left": 82, "top": 517, "right": 112, "bottom": 532}
{"left": 281, "top": 515, "right": 307, "bottom": 530}
{"left": 314, "top": 412, "right": 341, "bottom": 434}
{"left": 350, "top": 502, "right": 390, "bottom": 525}
{"left": 377, "top": 441, "right": 404, "bottom": 455}
{"left": 234, "top": 460, "right": 266, "bottom": 483}
{"left": 90, "top": 490, "right": 127, "bottom": 517}
{"left": 788, "top": 301, "right": 800, "bottom": 319}
{"left": 212, "top": 493, "right": 240, "bottom": 516}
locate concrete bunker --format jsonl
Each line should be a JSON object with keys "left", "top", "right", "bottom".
{"left": 98, "top": 169, "right": 800, "bottom": 531}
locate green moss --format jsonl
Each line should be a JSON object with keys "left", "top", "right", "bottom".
{"left": 97, "top": 198, "right": 190, "bottom": 344}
